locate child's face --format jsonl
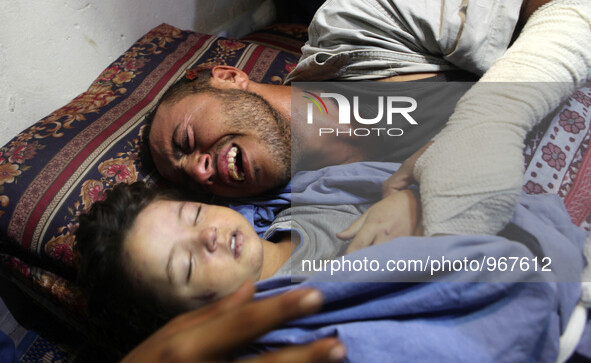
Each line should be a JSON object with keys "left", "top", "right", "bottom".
{"left": 123, "top": 199, "right": 264, "bottom": 309}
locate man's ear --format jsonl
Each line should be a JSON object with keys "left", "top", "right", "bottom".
{"left": 210, "top": 66, "right": 250, "bottom": 90}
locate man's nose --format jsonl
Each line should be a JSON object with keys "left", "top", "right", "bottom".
{"left": 198, "top": 227, "right": 217, "bottom": 253}
{"left": 191, "top": 153, "right": 214, "bottom": 184}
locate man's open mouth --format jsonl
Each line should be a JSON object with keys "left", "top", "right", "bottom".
{"left": 227, "top": 145, "right": 245, "bottom": 182}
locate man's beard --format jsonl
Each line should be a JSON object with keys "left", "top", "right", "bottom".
{"left": 219, "top": 88, "right": 292, "bottom": 185}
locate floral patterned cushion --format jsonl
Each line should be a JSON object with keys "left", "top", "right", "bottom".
{"left": 0, "top": 22, "right": 307, "bottom": 334}
{"left": 522, "top": 85, "right": 591, "bottom": 231}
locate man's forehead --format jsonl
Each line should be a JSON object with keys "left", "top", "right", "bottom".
{"left": 162, "top": 92, "right": 217, "bottom": 115}
{"left": 154, "top": 93, "right": 219, "bottom": 131}
{"left": 152, "top": 100, "right": 177, "bottom": 131}
{"left": 148, "top": 110, "right": 177, "bottom": 179}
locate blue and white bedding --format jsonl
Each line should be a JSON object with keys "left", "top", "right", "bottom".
{"left": 249, "top": 162, "right": 587, "bottom": 362}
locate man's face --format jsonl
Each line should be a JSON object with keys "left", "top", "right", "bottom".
{"left": 149, "top": 89, "right": 291, "bottom": 198}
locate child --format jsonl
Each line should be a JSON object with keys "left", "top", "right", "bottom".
{"left": 75, "top": 180, "right": 420, "bottom": 347}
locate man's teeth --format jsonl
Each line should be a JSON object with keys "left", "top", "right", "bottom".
{"left": 231, "top": 235, "right": 236, "bottom": 254}
{"left": 228, "top": 146, "right": 245, "bottom": 181}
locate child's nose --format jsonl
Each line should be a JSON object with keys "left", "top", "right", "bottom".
{"left": 198, "top": 227, "right": 217, "bottom": 253}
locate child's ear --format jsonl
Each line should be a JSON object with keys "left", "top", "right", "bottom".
{"left": 210, "top": 66, "right": 249, "bottom": 90}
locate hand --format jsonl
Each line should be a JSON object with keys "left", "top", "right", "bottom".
{"left": 382, "top": 141, "right": 432, "bottom": 197}
{"left": 338, "top": 189, "right": 421, "bottom": 254}
{"left": 121, "top": 282, "right": 346, "bottom": 363}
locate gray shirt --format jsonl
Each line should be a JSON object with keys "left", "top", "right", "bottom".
{"left": 286, "top": 0, "right": 522, "bottom": 82}
{"left": 264, "top": 203, "right": 370, "bottom": 278}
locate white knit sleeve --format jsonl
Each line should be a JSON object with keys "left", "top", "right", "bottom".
{"left": 413, "top": 0, "right": 591, "bottom": 236}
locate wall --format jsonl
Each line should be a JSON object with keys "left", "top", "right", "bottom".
{"left": 0, "top": 0, "right": 269, "bottom": 147}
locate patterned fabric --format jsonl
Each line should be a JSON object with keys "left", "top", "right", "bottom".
{"left": 523, "top": 85, "right": 591, "bottom": 231}
{"left": 241, "top": 23, "right": 308, "bottom": 56}
{"left": 17, "top": 331, "right": 75, "bottom": 363}
{"left": 0, "top": 23, "right": 305, "bottom": 334}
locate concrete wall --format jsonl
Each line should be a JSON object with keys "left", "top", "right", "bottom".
{"left": 0, "top": 0, "right": 269, "bottom": 147}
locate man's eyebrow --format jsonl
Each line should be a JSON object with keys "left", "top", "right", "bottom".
{"left": 171, "top": 122, "right": 182, "bottom": 158}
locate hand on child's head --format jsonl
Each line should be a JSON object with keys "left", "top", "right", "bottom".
{"left": 121, "top": 282, "right": 346, "bottom": 363}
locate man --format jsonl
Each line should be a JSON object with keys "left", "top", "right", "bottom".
{"left": 145, "top": 0, "right": 590, "bottom": 240}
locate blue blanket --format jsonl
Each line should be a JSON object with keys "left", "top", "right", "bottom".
{"left": 250, "top": 162, "right": 586, "bottom": 362}
{"left": 215, "top": 187, "right": 291, "bottom": 238}
{"left": 0, "top": 331, "right": 15, "bottom": 363}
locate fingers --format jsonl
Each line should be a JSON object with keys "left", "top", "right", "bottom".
{"left": 160, "top": 281, "right": 256, "bottom": 336}
{"left": 343, "top": 191, "right": 421, "bottom": 254}
{"left": 345, "top": 222, "right": 398, "bottom": 254}
{"left": 121, "top": 286, "right": 328, "bottom": 363}
{"left": 338, "top": 212, "right": 377, "bottom": 254}
{"left": 177, "top": 288, "right": 325, "bottom": 360}
{"left": 336, "top": 213, "right": 366, "bottom": 240}
{"left": 345, "top": 225, "right": 377, "bottom": 254}
{"left": 244, "top": 338, "right": 346, "bottom": 363}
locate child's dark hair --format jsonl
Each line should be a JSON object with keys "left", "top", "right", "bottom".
{"left": 75, "top": 181, "right": 184, "bottom": 351}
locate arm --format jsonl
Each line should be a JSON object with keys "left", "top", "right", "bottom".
{"left": 345, "top": 0, "right": 590, "bottom": 242}
{"left": 381, "top": 142, "right": 431, "bottom": 197}
{"left": 414, "top": 0, "right": 591, "bottom": 236}
{"left": 122, "top": 283, "right": 346, "bottom": 363}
